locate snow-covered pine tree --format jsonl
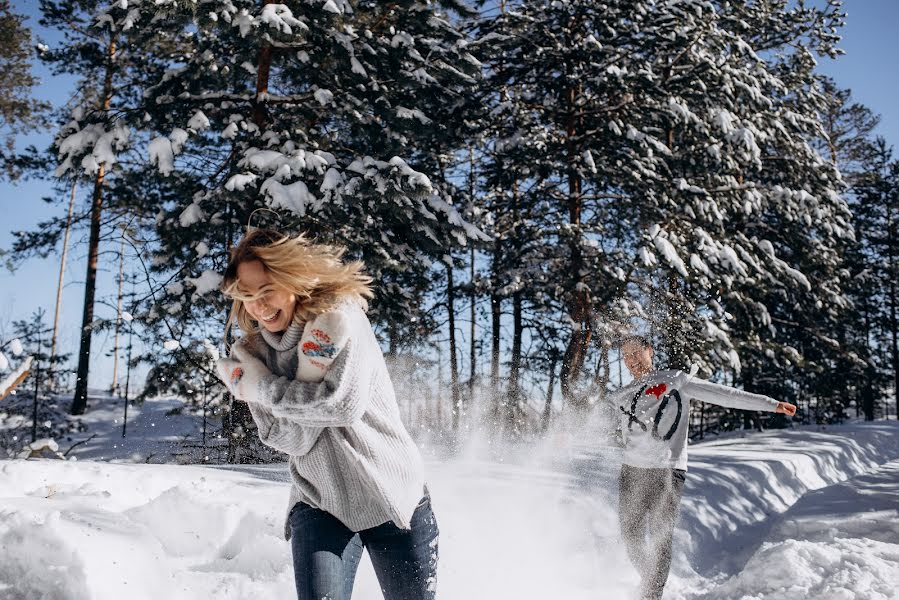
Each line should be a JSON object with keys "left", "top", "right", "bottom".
{"left": 852, "top": 139, "right": 899, "bottom": 420}
{"left": 99, "top": 1, "right": 486, "bottom": 420}
{"left": 11, "top": 1, "right": 158, "bottom": 415}
{"left": 815, "top": 80, "right": 884, "bottom": 420}
{"left": 473, "top": 0, "right": 640, "bottom": 414}
{"left": 474, "top": 0, "right": 853, "bottom": 420}
{"left": 0, "top": 0, "right": 49, "bottom": 179}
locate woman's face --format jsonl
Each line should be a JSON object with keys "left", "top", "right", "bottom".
{"left": 622, "top": 341, "right": 653, "bottom": 379}
{"left": 236, "top": 259, "right": 297, "bottom": 333}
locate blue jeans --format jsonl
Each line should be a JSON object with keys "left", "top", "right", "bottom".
{"left": 289, "top": 492, "right": 439, "bottom": 600}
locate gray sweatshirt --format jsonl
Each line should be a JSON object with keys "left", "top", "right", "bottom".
{"left": 608, "top": 369, "right": 779, "bottom": 471}
{"left": 237, "top": 299, "right": 425, "bottom": 538}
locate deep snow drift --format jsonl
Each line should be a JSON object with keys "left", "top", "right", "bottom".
{"left": 1, "top": 398, "right": 898, "bottom": 600}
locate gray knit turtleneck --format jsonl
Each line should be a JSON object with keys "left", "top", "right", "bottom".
{"left": 239, "top": 302, "right": 426, "bottom": 537}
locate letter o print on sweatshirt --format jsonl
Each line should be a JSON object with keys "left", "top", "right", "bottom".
{"left": 652, "top": 389, "right": 683, "bottom": 442}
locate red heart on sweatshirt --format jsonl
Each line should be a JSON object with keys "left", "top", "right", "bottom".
{"left": 646, "top": 383, "right": 667, "bottom": 398}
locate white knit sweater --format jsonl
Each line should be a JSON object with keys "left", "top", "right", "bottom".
{"left": 608, "top": 370, "right": 779, "bottom": 471}
{"left": 237, "top": 299, "right": 425, "bottom": 538}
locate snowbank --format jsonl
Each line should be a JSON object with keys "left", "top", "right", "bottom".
{"left": 0, "top": 420, "right": 897, "bottom": 599}
{"left": 701, "top": 459, "right": 899, "bottom": 600}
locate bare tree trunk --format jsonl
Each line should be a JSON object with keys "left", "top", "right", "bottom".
{"left": 388, "top": 320, "right": 398, "bottom": 357}
{"left": 507, "top": 181, "right": 523, "bottom": 434}
{"left": 436, "top": 341, "right": 444, "bottom": 431}
{"left": 50, "top": 180, "right": 77, "bottom": 390}
{"left": 470, "top": 245, "right": 477, "bottom": 403}
{"left": 447, "top": 259, "right": 461, "bottom": 430}
{"left": 593, "top": 343, "right": 609, "bottom": 405}
{"left": 559, "top": 82, "right": 591, "bottom": 410}
{"left": 490, "top": 240, "right": 502, "bottom": 422}
{"left": 469, "top": 147, "right": 478, "bottom": 406}
{"left": 227, "top": 4, "right": 275, "bottom": 459}
{"left": 71, "top": 35, "right": 117, "bottom": 415}
{"left": 111, "top": 231, "right": 126, "bottom": 395}
{"left": 542, "top": 351, "right": 559, "bottom": 431}
{"left": 699, "top": 402, "right": 705, "bottom": 440}
{"left": 507, "top": 290, "right": 522, "bottom": 433}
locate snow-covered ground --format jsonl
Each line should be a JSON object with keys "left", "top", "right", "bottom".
{"left": 1, "top": 398, "right": 898, "bottom": 599}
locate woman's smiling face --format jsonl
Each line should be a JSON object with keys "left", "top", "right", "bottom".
{"left": 236, "top": 259, "right": 297, "bottom": 333}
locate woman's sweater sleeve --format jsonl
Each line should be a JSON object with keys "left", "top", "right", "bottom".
{"left": 250, "top": 309, "right": 372, "bottom": 427}
{"left": 246, "top": 401, "right": 323, "bottom": 456}
{"left": 681, "top": 377, "right": 779, "bottom": 411}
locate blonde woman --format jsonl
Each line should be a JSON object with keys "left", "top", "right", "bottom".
{"left": 215, "top": 228, "right": 437, "bottom": 600}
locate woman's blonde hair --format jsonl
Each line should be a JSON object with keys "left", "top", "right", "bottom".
{"left": 221, "top": 228, "right": 373, "bottom": 338}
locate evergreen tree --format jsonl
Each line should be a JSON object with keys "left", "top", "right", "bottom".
{"left": 475, "top": 0, "right": 851, "bottom": 421}
{"left": 43, "top": 1, "right": 487, "bottom": 454}
{"left": 853, "top": 140, "right": 899, "bottom": 420}
{"left": 0, "top": 0, "right": 48, "bottom": 179}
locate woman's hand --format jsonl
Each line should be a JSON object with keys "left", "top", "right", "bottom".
{"left": 215, "top": 345, "right": 271, "bottom": 402}
{"left": 775, "top": 401, "right": 797, "bottom": 417}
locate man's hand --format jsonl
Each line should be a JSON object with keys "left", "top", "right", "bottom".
{"left": 775, "top": 401, "right": 797, "bottom": 417}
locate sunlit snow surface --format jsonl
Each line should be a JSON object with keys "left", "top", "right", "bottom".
{"left": 1, "top": 399, "right": 898, "bottom": 600}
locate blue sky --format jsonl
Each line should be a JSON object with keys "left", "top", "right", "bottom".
{"left": 1, "top": 0, "right": 898, "bottom": 391}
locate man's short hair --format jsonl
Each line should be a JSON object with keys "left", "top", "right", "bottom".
{"left": 618, "top": 334, "right": 651, "bottom": 349}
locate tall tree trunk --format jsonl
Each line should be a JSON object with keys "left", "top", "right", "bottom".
{"left": 446, "top": 259, "right": 461, "bottom": 430}
{"left": 593, "top": 342, "right": 609, "bottom": 405}
{"left": 468, "top": 147, "right": 478, "bottom": 405}
{"left": 559, "top": 83, "right": 591, "bottom": 410}
{"left": 50, "top": 180, "right": 77, "bottom": 390}
{"left": 71, "top": 35, "right": 117, "bottom": 416}
{"left": 490, "top": 238, "right": 502, "bottom": 423}
{"left": 111, "top": 231, "right": 126, "bottom": 394}
{"left": 507, "top": 182, "right": 523, "bottom": 433}
{"left": 470, "top": 245, "right": 477, "bottom": 403}
{"left": 542, "top": 351, "right": 558, "bottom": 431}
{"left": 388, "top": 320, "right": 398, "bottom": 357}
{"left": 507, "top": 290, "right": 522, "bottom": 434}
{"left": 887, "top": 197, "right": 898, "bottom": 419}
{"left": 227, "top": 7, "right": 276, "bottom": 461}
{"left": 665, "top": 275, "right": 689, "bottom": 370}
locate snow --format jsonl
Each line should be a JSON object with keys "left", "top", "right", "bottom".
{"left": 261, "top": 179, "right": 317, "bottom": 217}
{"left": 654, "top": 235, "right": 688, "bottom": 276}
{"left": 187, "top": 271, "right": 224, "bottom": 299}
{"left": 56, "top": 124, "right": 130, "bottom": 177}
{"left": 187, "top": 110, "right": 210, "bottom": 131}
{"left": 314, "top": 89, "right": 334, "bottom": 106}
{"left": 221, "top": 122, "right": 239, "bottom": 140}
{"left": 0, "top": 352, "right": 8, "bottom": 371}
{"left": 0, "top": 356, "right": 32, "bottom": 397}
{"left": 163, "top": 340, "right": 179, "bottom": 351}
{"left": 396, "top": 107, "right": 432, "bottom": 124}
{"left": 225, "top": 173, "right": 257, "bottom": 191}
{"left": 322, "top": 0, "right": 342, "bottom": 14}
{"left": 694, "top": 457, "right": 899, "bottom": 600}
{"left": 260, "top": 4, "right": 307, "bottom": 35}
{"left": 178, "top": 202, "right": 204, "bottom": 227}
{"left": 148, "top": 136, "right": 175, "bottom": 175}
{"left": 2, "top": 410, "right": 898, "bottom": 599}
{"left": 8, "top": 339, "right": 23, "bottom": 356}
{"left": 350, "top": 56, "right": 368, "bottom": 77}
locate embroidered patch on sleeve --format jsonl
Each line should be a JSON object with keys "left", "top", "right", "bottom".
{"left": 230, "top": 367, "right": 244, "bottom": 389}
{"left": 302, "top": 328, "right": 338, "bottom": 361}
